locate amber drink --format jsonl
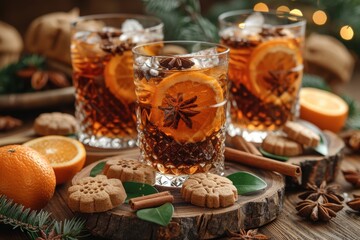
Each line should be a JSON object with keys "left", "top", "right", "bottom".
{"left": 71, "top": 14, "right": 163, "bottom": 148}
{"left": 219, "top": 11, "right": 306, "bottom": 142}
{"left": 132, "top": 41, "right": 229, "bottom": 186}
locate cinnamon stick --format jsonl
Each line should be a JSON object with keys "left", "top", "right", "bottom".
{"left": 225, "top": 147, "right": 302, "bottom": 178}
{"left": 230, "top": 135, "right": 262, "bottom": 156}
{"left": 129, "top": 191, "right": 174, "bottom": 211}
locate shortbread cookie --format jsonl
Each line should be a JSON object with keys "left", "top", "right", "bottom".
{"left": 283, "top": 121, "right": 320, "bottom": 147}
{"left": 34, "top": 112, "right": 78, "bottom": 136}
{"left": 262, "top": 134, "right": 303, "bottom": 156}
{"left": 103, "top": 157, "right": 156, "bottom": 185}
{"left": 68, "top": 175, "right": 126, "bottom": 213}
{"left": 181, "top": 173, "right": 238, "bottom": 208}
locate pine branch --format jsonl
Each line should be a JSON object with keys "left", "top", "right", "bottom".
{"left": 0, "top": 195, "right": 87, "bottom": 240}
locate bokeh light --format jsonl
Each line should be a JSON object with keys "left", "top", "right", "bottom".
{"left": 340, "top": 25, "right": 354, "bottom": 40}
{"left": 312, "top": 10, "right": 327, "bottom": 25}
{"left": 290, "top": 9, "right": 303, "bottom": 16}
{"left": 253, "top": 3, "right": 269, "bottom": 12}
{"left": 277, "top": 6, "right": 290, "bottom": 13}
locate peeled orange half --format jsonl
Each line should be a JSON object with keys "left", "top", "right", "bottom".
{"left": 151, "top": 72, "right": 224, "bottom": 143}
{"left": 299, "top": 87, "right": 348, "bottom": 133}
{"left": 104, "top": 51, "right": 136, "bottom": 103}
{"left": 24, "top": 136, "right": 86, "bottom": 185}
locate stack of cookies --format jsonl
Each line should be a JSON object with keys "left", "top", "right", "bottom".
{"left": 261, "top": 121, "right": 320, "bottom": 157}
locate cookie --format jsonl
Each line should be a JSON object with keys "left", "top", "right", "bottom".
{"left": 283, "top": 121, "right": 320, "bottom": 147}
{"left": 67, "top": 175, "right": 126, "bottom": 213}
{"left": 103, "top": 157, "right": 156, "bottom": 185}
{"left": 181, "top": 173, "right": 238, "bottom": 208}
{"left": 34, "top": 112, "right": 78, "bottom": 136}
{"left": 262, "top": 134, "right": 303, "bottom": 156}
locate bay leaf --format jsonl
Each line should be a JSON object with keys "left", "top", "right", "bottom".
{"left": 227, "top": 171, "right": 267, "bottom": 195}
{"left": 89, "top": 161, "right": 106, "bottom": 177}
{"left": 136, "top": 202, "right": 174, "bottom": 226}
{"left": 123, "top": 182, "right": 158, "bottom": 203}
{"left": 259, "top": 148, "right": 289, "bottom": 161}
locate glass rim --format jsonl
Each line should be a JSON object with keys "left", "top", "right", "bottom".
{"left": 71, "top": 13, "right": 164, "bottom": 32}
{"left": 218, "top": 9, "right": 306, "bottom": 28}
{"left": 132, "top": 40, "right": 230, "bottom": 58}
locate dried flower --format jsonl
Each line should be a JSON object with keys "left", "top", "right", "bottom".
{"left": 298, "top": 181, "right": 344, "bottom": 204}
{"left": 347, "top": 194, "right": 360, "bottom": 212}
{"left": 226, "top": 228, "right": 269, "bottom": 240}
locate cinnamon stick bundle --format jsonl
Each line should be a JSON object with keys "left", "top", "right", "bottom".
{"left": 230, "top": 135, "right": 262, "bottom": 156}
{"left": 225, "top": 147, "right": 302, "bottom": 178}
{"left": 129, "top": 191, "right": 174, "bottom": 211}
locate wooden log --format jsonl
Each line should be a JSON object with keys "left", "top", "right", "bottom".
{"left": 72, "top": 155, "right": 285, "bottom": 240}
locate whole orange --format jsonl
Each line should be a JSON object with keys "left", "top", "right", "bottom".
{"left": 0, "top": 145, "right": 56, "bottom": 210}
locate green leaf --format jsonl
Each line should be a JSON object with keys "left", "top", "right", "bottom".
{"left": 259, "top": 148, "right": 289, "bottom": 162}
{"left": 136, "top": 203, "right": 174, "bottom": 226}
{"left": 89, "top": 161, "right": 106, "bottom": 177}
{"left": 226, "top": 172, "right": 267, "bottom": 195}
{"left": 123, "top": 182, "right": 158, "bottom": 203}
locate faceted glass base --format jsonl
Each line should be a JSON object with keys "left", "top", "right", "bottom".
{"left": 78, "top": 133, "right": 137, "bottom": 149}
{"left": 227, "top": 123, "right": 271, "bottom": 143}
{"left": 156, "top": 173, "right": 189, "bottom": 187}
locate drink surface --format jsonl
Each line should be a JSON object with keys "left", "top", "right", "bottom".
{"left": 71, "top": 17, "right": 163, "bottom": 148}
{"left": 220, "top": 22, "right": 304, "bottom": 135}
{"left": 133, "top": 46, "right": 228, "bottom": 176}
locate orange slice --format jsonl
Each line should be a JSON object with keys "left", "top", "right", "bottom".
{"left": 104, "top": 51, "right": 136, "bottom": 103}
{"left": 23, "top": 136, "right": 86, "bottom": 185}
{"left": 299, "top": 87, "right": 348, "bottom": 133}
{"left": 248, "top": 39, "right": 302, "bottom": 100}
{"left": 150, "top": 72, "right": 224, "bottom": 143}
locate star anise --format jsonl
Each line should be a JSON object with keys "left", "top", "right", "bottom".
{"left": 342, "top": 170, "right": 360, "bottom": 188}
{"left": 158, "top": 93, "right": 200, "bottom": 129}
{"left": 296, "top": 195, "right": 343, "bottom": 222}
{"left": 100, "top": 38, "right": 135, "bottom": 55}
{"left": 36, "top": 229, "right": 62, "bottom": 240}
{"left": 298, "top": 181, "right": 344, "bottom": 204}
{"left": 159, "top": 57, "right": 194, "bottom": 70}
{"left": 226, "top": 228, "right": 269, "bottom": 240}
{"left": 347, "top": 194, "right": 360, "bottom": 212}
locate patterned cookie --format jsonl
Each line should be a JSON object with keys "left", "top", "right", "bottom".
{"left": 67, "top": 175, "right": 126, "bottom": 213}
{"left": 283, "top": 121, "right": 320, "bottom": 147}
{"left": 262, "top": 134, "right": 303, "bottom": 156}
{"left": 103, "top": 157, "right": 156, "bottom": 185}
{"left": 181, "top": 173, "right": 238, "bottom": 208}
{"left": 34, "top": 112, "right": 78, "bottom": 136}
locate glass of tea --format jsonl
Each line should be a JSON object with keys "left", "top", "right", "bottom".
{"left": 219, "top": 10, "right": 306, "bottom": 143}
{"left": 71, "top": 14, "right": 163, "bottom": 148}
{"left": 132, "top": 41, "right": 229, "bottom": 187}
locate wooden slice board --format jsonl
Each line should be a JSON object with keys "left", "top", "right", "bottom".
{"left": 286, "top": 130, "right": 344, "bottom": 188}
{"left": 72, "top": 152, "right": 285, "bottom": 240}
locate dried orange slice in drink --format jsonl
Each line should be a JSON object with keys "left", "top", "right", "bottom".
{"left": 104, "top": 51, "right": 136, "bottom": 103}
{"left": 248, "top": 39, "right": 302, "bottom": 100}
{"left": 150, "top": 72, "right": 224, "bottom": 143}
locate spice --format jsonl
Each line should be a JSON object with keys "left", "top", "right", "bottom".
{"left": 229, "top": 135, "right": 262, "bottom": 156}
{"left": 0, "top": 116, "right": 22, "bottom": 131}
{"left": 129, "top": 191, "right": 174, "bottom": 211}
{"left": 342, "top": 170, "right": 360, "bottom": 187}
{"left": 347, "top": 194, "right": 360, "bottom": 212}
{"left": 296, "top": 195, "right": 343, "bottom": 222}
{"left": 159, "top": 57, "right": 194, "bottom": 70}
{"left": 159, "top": 93, "right": 200, "bottom": 129}
{"left": 17, "top": 68, "right": 70, "bottom": 90}
{"left": 298, "top": 181, "right": 344, "bottom": 204}
{"left": 340, "top": 130, "right": 360, "bottom": 151}
{"left": 226, "top": 228, "right": 269, "bottom": 240}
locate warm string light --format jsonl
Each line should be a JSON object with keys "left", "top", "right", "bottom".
{"left": 289, "top": 9, "right": 303, "bottom": 16}
{"left": 277, "top": 6, "right": 290, "bottom": 13}
{"left": 340, "top": 25, "right": 354, "bottom": 40}
{"left": 312, "top": 10, "right": 327, "bottom": 25}
{"left": 253, "top": 2, "right": 269, "bottom": 12}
